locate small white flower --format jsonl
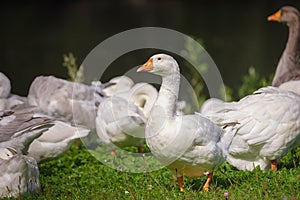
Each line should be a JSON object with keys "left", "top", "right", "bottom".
{"left": 148, "top": 184, "right": 153, "bottom": 190}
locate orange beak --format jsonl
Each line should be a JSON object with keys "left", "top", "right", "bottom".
{"left": 137, "top": 58, "right": 153, "bottom": 72}
{"left": 268, "top": 10, "right": 281, "bottom": 22}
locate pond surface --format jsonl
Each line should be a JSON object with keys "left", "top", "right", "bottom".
{"left": 1, "top": 0, "right": 300, "bottom": 96}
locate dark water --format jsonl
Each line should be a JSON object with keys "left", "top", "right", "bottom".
{"left": 1, "top": 0, "right": 300, "bottom": 95}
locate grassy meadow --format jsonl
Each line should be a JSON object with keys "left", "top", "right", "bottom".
{"left": 15, "top": 144, "right": 300, "bottom": 200}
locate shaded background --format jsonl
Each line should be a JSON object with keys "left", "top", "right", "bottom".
{"left": 1, "top": 0, "right": 300, "bottom": 96}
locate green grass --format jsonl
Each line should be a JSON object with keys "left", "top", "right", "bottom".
{"left": 12, "top": 144, "right": 299, "bottom": 200}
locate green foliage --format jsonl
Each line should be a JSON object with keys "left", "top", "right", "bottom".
{"left": 181, "top": 37, "right": 235, "bottom": 105}
{"left": 218, "top": 66, "right": 273, "bottom": 102}
{"left": 62, "top": 53, "right": 84, "bottom": 83}
{"left": 181, "top": 37, "right": 208, "bottom": 74}
{"left": 181, "top": 37, "right": 208, "bottom": 106}
{"left": 221, "top": 84, "right": 234, "bottom": 102}
{"left": 237, "top": 67, "right": 272, "bottom": 98}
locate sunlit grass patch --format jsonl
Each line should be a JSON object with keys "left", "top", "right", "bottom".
{"left": 9, "top": 144, "right": 297, "bottom": 200}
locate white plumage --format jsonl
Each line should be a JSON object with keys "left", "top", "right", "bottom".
{"left": 96, "top": 82, "right": 157, "bottom": 152}
{"left": 0, "top": 105, "right": 53, "bottom": 197}
{"left": 0, "top": 104, "right": 54, "bottom": 152}
{"left": 202, "top": 86, "right": 300, "bottom": 171}
{"left": 279, "top": 80, "right": 300, "bottom": 94}
{"left": 0, "top": 72, "right": 11, "bottom": 98}
{"left": 27, "top": 75, "right": 102, "bottom": 129}
{"left": 0, "top": 72, "right": 25, "bottom": 110}
{"left": 0, "top": 103, "right": 89, "bottom": 163}
{"left": 102, "top": 76, "right": 134, "bottom": 96}
{"left": 27, "top": 120, "right": 89, "bottom": 163}
{"left": 0, "top": 147, "right": 41, "bottom": 198}
{"left": 137, "top": 54, "right": 237, "bottom": 191}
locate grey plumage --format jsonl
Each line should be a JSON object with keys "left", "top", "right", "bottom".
{"left": 0, "top": 147, "right": 40, "bottom": 197}
{"left": 0, "top": 104, "right": 54, "bottom": 154}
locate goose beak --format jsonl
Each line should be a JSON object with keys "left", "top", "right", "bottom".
{"left": 268, "top": 10, "right": 281, "bottom": 22}
{"left": 137, "top": 58, "right": 153, "bottom": 72}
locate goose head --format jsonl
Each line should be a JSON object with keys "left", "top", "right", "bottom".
{"left": 137, "top": 54, "right": 179, "bottom": 76}
{"left": 268, "top": 6, "right": 300, "bottom": 26}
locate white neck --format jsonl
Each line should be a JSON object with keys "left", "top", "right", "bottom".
{"left": 153, "top": 72, "right": 180, "bottom": 120}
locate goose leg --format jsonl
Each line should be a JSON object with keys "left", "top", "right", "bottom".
{"left": 203, "top": 172, "right": 213, "bottom": 192}
{"left": 137, "top": 146, "right": 143, "bottom": 153}
{"left": 110, "top": 150, "right": 116, "bottom": 156}
{"left": 177, "top": 176, "right": 184, "bottom": 192}
{"left": 271, "top": 160, "right": 277, "bottom": 171}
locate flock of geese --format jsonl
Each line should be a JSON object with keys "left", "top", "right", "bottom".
{"left": 1, "top": 5, "right": 300, "bottom": 197}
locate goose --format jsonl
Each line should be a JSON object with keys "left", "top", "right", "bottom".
{"left": 0, "top": 105, "right": 53, "bottom": 197}
{"left": 102, "top": 76, "right": 134, "bottom": 96}
{"left": 279, "top": 80, "right": 300, "bottom": 94}
{"left": 201, "top": 86, "right": 300, "bottom": 171}
{"left": 0, "top": 147, "right": 40, "bottom": 198}
{"left": 27, "top": 75, "right": 106, "bottom": 129}
{"left": 268, "top": 6, "right": 300, "bottom": 90}
{"left": 96, "top": 82, "right": 157, "bottom": 154}
{"left": 0, "top": 104, "right": 54, "bottom": 152}
{"left": 27, "top": 119, "right": 90, "bottom": 163}
{"left": 199, "top": 98, "right": 225, "bottom": 116}
{"left": 0, "top": 72, "right": 25, "bottom": 110}
{"left": 198, "top": 6, "right": 300, "bottom": 172}
{"left": 0, "top": 104, "right": 88, "bottom": 163}
{"left": 137, "top": 54, "right": 237, "bottom": 192}
{"left": 0, "top": 72, "right": 11, "bottom": 98}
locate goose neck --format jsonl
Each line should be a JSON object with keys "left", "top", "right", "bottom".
{"left": 272, "top": 19, "right": 300, "bottom": 86}
{"left": 286, "top": 20, "right": 300, "bottom": 54}
{"left": 154, "top": 72, "right": 180, "bottom": 119}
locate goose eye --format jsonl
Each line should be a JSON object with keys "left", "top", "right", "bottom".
{"left": 157, "top": 57, "right": 161, "bottom": 61}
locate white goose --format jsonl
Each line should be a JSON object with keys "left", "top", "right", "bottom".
{"left": 0, "top": 72, "right": 11, "bottom": 98}
{"left": 102, "top": 76, "right": 134, "bottom": 96}
{"left": 199, "top": 98, "right": 225, "bottom": 116}
{"left": 0, "top": 104, "right": 54, "bottom": 152}
{"left": 279, "top": 80, "right": 300, "bottom": 94}
{"left": 0, "top": 105, "right": 54, "bottom": 197}
{"left": 202, "top": 87, "right": 300, "bottom": 171}
{"left": 27, "top": 75, "right": 105, "bottom": 129}
{"left": 0, "top": 147, "right": 40, "bottom": 198}
{"left": 96, "top": 82, "right": 157, "bottom": 153}
{"left": 137, "top": 54, "right": 237, "bottom": 192}
{"left": 0, "top": 72, "right": 25, "bottom": 110}
{"left": 27, "top": 119, "right": 89, "bottom": 163}
{"left": 0, "top": 104, "right": 89, "bottom": 163}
